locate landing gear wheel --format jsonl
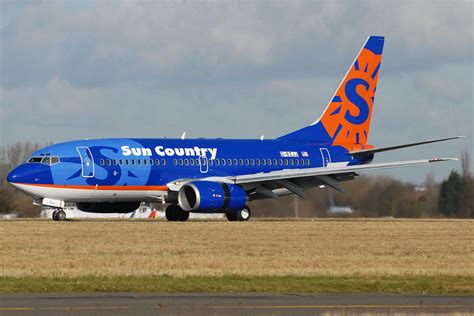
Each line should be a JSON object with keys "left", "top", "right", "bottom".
{"left": 225, "top": 212, "right": 238, "bottom": 221}
{"left": 179, "top": 211, "right": 189, "bottom": 221}
{"left": 52, "top": 209, "right": 66, "bottom": 221}
{"left": 226, "top": 207, "right": 251, "bottom": 222}
{"left": 166, "top": 205, "right": 189, "bottom": 222}
{"left": 237, "top": 207, "right": 251, "bottom": 221}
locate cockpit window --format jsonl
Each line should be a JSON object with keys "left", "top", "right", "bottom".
{"left": 27, "top": 156, "right": 60, "bottom": 165}
{"left": 41, "top": 157, "right": 51, "bottom": 165}
{"left": 28, "top": 157, "right": 43, "bottom": 163}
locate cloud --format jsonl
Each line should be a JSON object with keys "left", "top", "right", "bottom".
{"left": 1, "top": 1, "right": 472, "bottom": 89}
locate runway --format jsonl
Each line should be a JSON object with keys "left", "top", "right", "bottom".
{"left": 1, "top": 293, "right": 473, "bottom": 315}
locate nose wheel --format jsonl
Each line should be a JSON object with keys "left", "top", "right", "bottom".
{"left": 52, "top": 209, "right": 66, "bottom": 221}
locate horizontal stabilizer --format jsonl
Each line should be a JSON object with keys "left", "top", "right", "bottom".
{"left": 349, "top": 136, "right": 464, "bottom": 156}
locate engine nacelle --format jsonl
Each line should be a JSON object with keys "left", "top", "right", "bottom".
{"left": 178, "top": 181, "right": 247, "bottom": 212}
{"left": 76, "top": 202, "right": 141, "bottom": 213}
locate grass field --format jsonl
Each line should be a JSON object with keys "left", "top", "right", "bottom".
{"left": 1, "top": 219, "right": 473, "bottom": 293}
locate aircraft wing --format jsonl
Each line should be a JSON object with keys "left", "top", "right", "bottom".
{"left": 167, "top": 158, "right": 457, "bottom": 198}
{"left": 231, "top": 158, "right": 457, "bottom": 185}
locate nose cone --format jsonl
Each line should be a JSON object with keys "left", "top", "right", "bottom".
{"left": 7, "top": 168, "right": 18, "bottom": 183}
{"left": 6, "top": 163, "right": 53, "bottom": 186}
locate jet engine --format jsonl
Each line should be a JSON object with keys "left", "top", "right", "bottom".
{"left": 76, "top": 202, "right": 141, "bottom": 213}
{"left": 178, "top": 181, "right": 247, "bottom": 212}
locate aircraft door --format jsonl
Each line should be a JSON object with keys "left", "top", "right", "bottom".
{"left": 199, "top": 156, "right": 209, "bottom": 174}
{"left": 320, "top": 148, "right": 331, "bottom": 167}
{"left": 76, "top": 146, "right": 95, "bottom": 178}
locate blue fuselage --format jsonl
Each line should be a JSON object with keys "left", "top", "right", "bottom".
{"left": 7, "top": 138, "right": 370, "bottom": 194}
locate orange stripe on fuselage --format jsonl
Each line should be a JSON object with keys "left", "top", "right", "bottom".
{"left": 18, "top": 183, "right": 168, "bottom": 191}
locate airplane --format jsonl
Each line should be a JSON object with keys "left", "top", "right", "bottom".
{"left": 7, "top": 35, "right": 462, "bottom": 221}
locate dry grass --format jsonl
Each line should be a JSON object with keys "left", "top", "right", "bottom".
{"left": 1, "top": 219, "right": 473, "bottom": 278}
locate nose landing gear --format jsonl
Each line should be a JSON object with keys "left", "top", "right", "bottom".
{"left": 52, "top": 209, "right": 66, "bottom": 221}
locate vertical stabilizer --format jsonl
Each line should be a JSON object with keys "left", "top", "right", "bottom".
{"left": 278, "top": 36, "right": 384, "bottom": 147}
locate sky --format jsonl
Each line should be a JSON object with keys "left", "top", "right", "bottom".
{"left": 0, "top": 0, "right": 472, "bottom": 183}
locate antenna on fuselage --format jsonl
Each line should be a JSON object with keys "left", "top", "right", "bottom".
{"left": 181, "top": 132, "right": 186, "bottom": 140}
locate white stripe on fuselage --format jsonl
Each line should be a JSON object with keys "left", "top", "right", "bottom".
{"left": 9, "top": 183, "right": 167, "bottom": 202}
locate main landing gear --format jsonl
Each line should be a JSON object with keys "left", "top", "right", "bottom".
{"left": 165, "top": 205, "right": 251, "bottom": 222}
{"left": 226, "top": 207, "right": 251, "bottom": 222}
{"left": 52, "top": 209, "right": 66, "bottom": 221}
{"left": 165, "top": 204, "right": 189, "bottom": 222}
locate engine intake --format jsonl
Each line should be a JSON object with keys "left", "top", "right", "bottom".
{"left": 178, "top": 181, "right": 247, "bottom": 212}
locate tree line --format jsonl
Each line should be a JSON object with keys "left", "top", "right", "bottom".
{"left": 0, "top": 142, "right": 472, "bottom": 218}
{"left": 0, "top": 142, "right": 45, "bottom": 217}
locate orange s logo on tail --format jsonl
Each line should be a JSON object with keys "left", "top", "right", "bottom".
{"left": 278, "top": 36, "right": 384, "bottom": 148}
{"left": 321, "top": 36, "right": 384, "bottom": 147}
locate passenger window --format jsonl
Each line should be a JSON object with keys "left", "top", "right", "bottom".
{"left": 262, "top": 159, "right": 266, "bottom": 166}
{"left": 131, "top": 159, "right": 135, "bottom": 165}
{"left": 161, "top": 159, "right": 166, "bottom": 166}
{"left": 178, "top": 159, "right": 183, "bottom": 166}
{"left": 306, "top": 159, "right": 310, "bottom": 166}
{"left": 222, "top": 159, "right": 226, "bottom": 166}
{"left": 150, "top": 159, "right": 154, "bottom": 166}
{"left": 195, "top": 158, "right": 200, "bottom": 165}
{"left": 100, "top": 159, "right": 105, "bottom": 166}
{"left": 155, "top": 159, "right": 160, "bottom": 166}
{"left": 295, "top": 159, "right": 299, "bottom": 166}
{"left": 290, "top": 159, "right": 294, "bottom": 166}
{"left": 107, "top": 159, "right": 112, "bottom": 166}
{"left": 184, "top": 159, "right": 189, "bottom": 166}
{"left": 113, "top": 160, "right": 118, "bottom": 166}
{"left": 190, "top": 158, "right": 195, "bottom": 166}
{"left": 173, "top": 159, "right": 177, "bottom": 166}
{"left": 144, "top": 160, "right": 148, "bottom": 165}
{"left": 138, "top": 159, "right": 142, "bottom": 166}
{"left": 267, "top": 159, "right": 271, "bottom": 165}
{"left": 284, "top": 159, "right": 289, "bottom": 166}
{"left": 215, "top": 159, "right": 220, "bottom": 166}
{"left": 228, "top": 159, "right": 232, "bottom": 166}
{"left": 273, "top": 159, "right": 278, "bottom": 166}
{"left": 279, "top": 159, "right": 283, "bottom": 165}
{"left": 119, "top": 159, "right": 123, "bottom": 165}
{"left": 250, "top": 159, "right": 255, "bottom": 166}
{"left": 256, "top": 159, "right": 260, "bottom": 166}
{"left": 233, "top": 159, "right": 238, "bottom": 165}
{"left": 245, "top": 159, "right": 249, "bottom": 165}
